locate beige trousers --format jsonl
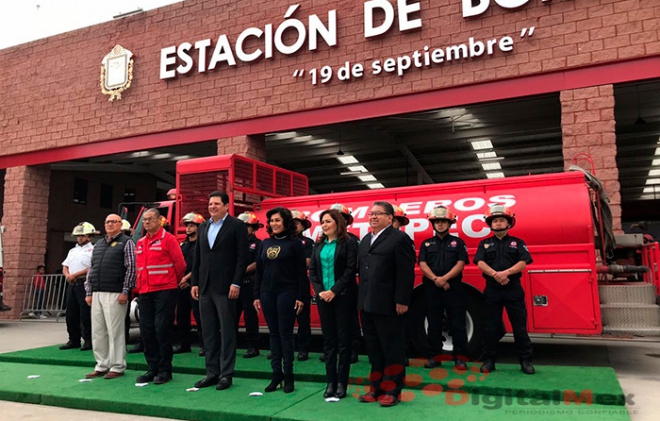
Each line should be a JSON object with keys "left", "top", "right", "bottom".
{"left": 91, "top": 292, "right": 127, "bottom": 373}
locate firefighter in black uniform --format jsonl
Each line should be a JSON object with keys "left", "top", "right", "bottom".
{"left": 290, "top": 210, "right": 314, "bottom": 361}
{"left": 418, "top": 206, "right": 469, "bottom": 370}
{"left": 328, "top": 203, "right": 361, "bottom": 364}
{"left": 474, "top": 204, "right": 534, "bottom": 375}
{"left": 237, "top": 211, "right": 263, "bottom": 358}
{"left": 175, "top": 212, "right": 205, "bottom": 356}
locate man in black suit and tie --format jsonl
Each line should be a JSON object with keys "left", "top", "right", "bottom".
{"left": 357, "top": 201, "right": 415, "bottom": 407}
{"left": 191, "top": 191, "right": 248, "bottom": 390}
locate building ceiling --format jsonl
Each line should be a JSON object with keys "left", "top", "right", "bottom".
{"left": 50, "top": 80, "right": 660, "bottom": 218}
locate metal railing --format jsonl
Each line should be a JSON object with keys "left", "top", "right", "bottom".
{"left": 20, "top": 274, "right": 67, "bottom": 321}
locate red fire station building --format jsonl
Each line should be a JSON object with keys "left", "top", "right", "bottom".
{"left": 0, "top": 0, "right": 659, "bottom": 319}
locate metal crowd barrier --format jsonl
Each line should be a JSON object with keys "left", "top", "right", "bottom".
{"left": 20, "top": 274, "right": 67, "bottom": 321}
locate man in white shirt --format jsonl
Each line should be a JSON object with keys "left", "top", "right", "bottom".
{"left": 60, "top": 222, "right": 96, "bottom": 351}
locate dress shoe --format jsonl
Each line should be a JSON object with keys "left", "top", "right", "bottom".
{"left": 324, "top": 383, "right": 336, "bottom": 398}
{"left": 104, "top": 371, "right": 124, "bottom": 379}
{"left": 172, "top": 344, "right": 191, "bottom": 354}
{"left": 424, "top": 358, "right": 441, "bottom": 369}
{"left": 60, "top": 342, "right": 81, "bottom": 350}
{"left": 283, "top": 373, "right": 295, "bottom": 393}
{"left": 243, "top": 348, "right": 260, "bottom": 359}
{"left": 521, "top": 360, "right": 536, "bottom": 375}
{"left": 127, "top": 344, "right": 144, "bottom": 354}
{"left": 84, "top": 370, "right": 108, "bottom": 379}
{"left": 480, "top": 360, "right": 496, "bottom": 373}
{"left": 319, "top": 354, "right": 326, "bottom": 362}
{"left": 266, "top": 352, "right": 272, "bottom": 360}
{"left": 358, "top": 392, "right": 379, "bottom": 403}
{"left": 350, "top": 351, "right": 358, "bottom": 364}
{"left": 154, "top": 372, "right": 172, "bottom": 385}
{"left": 264, "top": 372, "right": 284, "bottom": 392}
{"left": 378, "top": 395, "right": 400, "bottom": 407}
{"left": 198, "top": 347, "right": 206, "bottom": 357}
{"left": 80, "top": 342, "right": 92, "bottom": 351}
{"left": 195, "top": 376, "right": 219, "bottom": 388}
{"left": 336, "top": 383, "right": 347, "bottom": 399}
{"left": 216, "top": 376, "right": 233, "bottom": 390}
{"left": 297, "top": 351, "right": 309, "bottom": 361}
{"left": 136, "top": 371, "right": 157, "bottom": 383}
{"left": 454, "top": 358, "right": 468, "bottom": 371}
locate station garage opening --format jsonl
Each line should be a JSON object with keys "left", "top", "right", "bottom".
{"left": 36, "top": 80, "right": 660, "bottom": 273}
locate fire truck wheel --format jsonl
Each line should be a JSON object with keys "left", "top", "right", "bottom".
{"left": 406, "top": 286, "right": 485, "bottom": 359}
{"left": 129, "top": 298, "right": 140, "bottom": 325}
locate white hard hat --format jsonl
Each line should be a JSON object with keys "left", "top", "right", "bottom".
{"left": 121, "top": 219, "right": 131, "bottom": 232}
{"left": 72, "top": 222, "right": 98, "bottom": 236}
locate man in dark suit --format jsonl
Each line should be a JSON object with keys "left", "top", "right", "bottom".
{"left": 191, "top": 191, "right": 248, "bottom": 390}
{"left": 357, "top": 201, "right": 415, "bottom": 407}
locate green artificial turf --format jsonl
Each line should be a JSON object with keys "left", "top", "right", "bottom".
{"left": 0, "top": 346, "right": 626, "bottom": 405}
{"left": 0, "top": 362, "right": 631, "bottom": 421}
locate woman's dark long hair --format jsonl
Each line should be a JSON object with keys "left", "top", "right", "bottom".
{"left": 316, "top": 209, "right": 347, "bottom": 244}
{"left": 266, "top": 207, "right": 296, "bottom": 238}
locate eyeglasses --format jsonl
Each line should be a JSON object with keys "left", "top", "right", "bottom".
{"left": 368, "top": 212, "right": 390, "bottom": 217}
{"left": 105, "top": 220, "right": 121, "bottom": 224}
{"left": 142, "top": 217, "right": 157, "bottom": 222}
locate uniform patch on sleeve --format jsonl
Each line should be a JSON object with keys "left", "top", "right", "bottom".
{"left": 250, "top": 243, "right": 256, "bottom": 250}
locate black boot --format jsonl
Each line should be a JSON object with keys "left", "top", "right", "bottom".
{"left": 283, "top": 373, "right": 295, "bottom": 393}
{"left": 265, "top": 372, "right": 284, "bottom": 392}
{"left": 336, "top": 383, "right": 347, "bottom": 399}
{"left": 324, "top": 383, "right": 336, "bottom": 398}
{"left": 172, "top": 344, "right": 191, "bottom": 354}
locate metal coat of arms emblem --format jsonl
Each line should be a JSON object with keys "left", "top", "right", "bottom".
{"left": 100, "top": 45, "right": 134, "bottom": 101}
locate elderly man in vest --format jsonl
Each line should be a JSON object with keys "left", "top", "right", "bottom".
{"left": 84, "top": 214, "right": 136, "bottom": 379}
{"left": 134, "top": 208, "right": 186, "bottom": 384}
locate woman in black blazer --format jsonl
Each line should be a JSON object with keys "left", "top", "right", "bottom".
{"left": 309, "top": 209, "right": 358, "bottom": 399}
{"left": 254, "top": 207, "right": 308, "bottom": 393}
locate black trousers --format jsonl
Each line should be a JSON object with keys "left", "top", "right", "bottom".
{"left": 361, "top": 310, "right": 406, "bottom": 398}
{"left": 200, "top": 290, "right": 237, "bottom": 378}
{"left": 261, "top": 288, "right": 297, "bottom": 374}
{"left": 426, "top": 280, "right": 469, "bottom": 358}
{"left": 65, "top": 283, "right": 91, "bottom": 345}
{"left": 191, "top": 292, "right": 204, "bottom": 348}
{"left": 176, "top": 287, "right": 192, "bottom": 346}
{"left": 318, "top": 293, "right": 355, "bottom": 386}
{"left": 481, "top": 283, "right": 533, "bottom": 362}
{"left": 138, "top": 289, "right": 178, "bottom": 374}
{"left": 236, "top": 280, "right": 259, "bottom": 348}
{"left": 295, "top": 295, "right": 311, "bottom": 352}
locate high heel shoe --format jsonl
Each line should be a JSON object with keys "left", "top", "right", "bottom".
{"left": 265, "top": 372, "right": 284, "bottom": 392}
{"left": 323, "top": 383, "right": 336, "bottom": 398}
{"left": 283, "top": 373, "right": 295, "bottom": 393}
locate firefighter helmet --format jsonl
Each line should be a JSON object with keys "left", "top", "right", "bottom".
{"left": 427, "top": 206, "right": 457, "bottom": 223}
{"left": 158, "top": 215, "right": 169, "bottom": 228}
{"left": 485, "top": 204, "right": 516, "bottom": 228}
{"left": 290, "top": 209, "right": 312, "bottom": 230}
{"left": 121, "top": 219, "right": 132, "bottom": 232}
{"left": 180, "top": 212, "right": 205, "bottom": 226}
{"left": 329, "top": 203, "right": 354, "bottom": 226}
{"left": 71, "top": 222, "right": 98, "bottom": 236}
{"left": 237, "top": 211, "right": 264, "bottom": 229}
{"left": 392, "top": 205, "right": 410, "bottom": 226}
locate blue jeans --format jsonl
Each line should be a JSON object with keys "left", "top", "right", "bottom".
{"left": 261, "top": 288, "right": 297, "bottom": 374}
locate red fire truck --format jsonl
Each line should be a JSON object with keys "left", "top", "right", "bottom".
{"left": 138, "top": 154, "right": 660, "bottom": 356}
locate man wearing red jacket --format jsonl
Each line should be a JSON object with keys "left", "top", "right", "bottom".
{"left": 134, "top": 208, "right": 186, "bottom": 385}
